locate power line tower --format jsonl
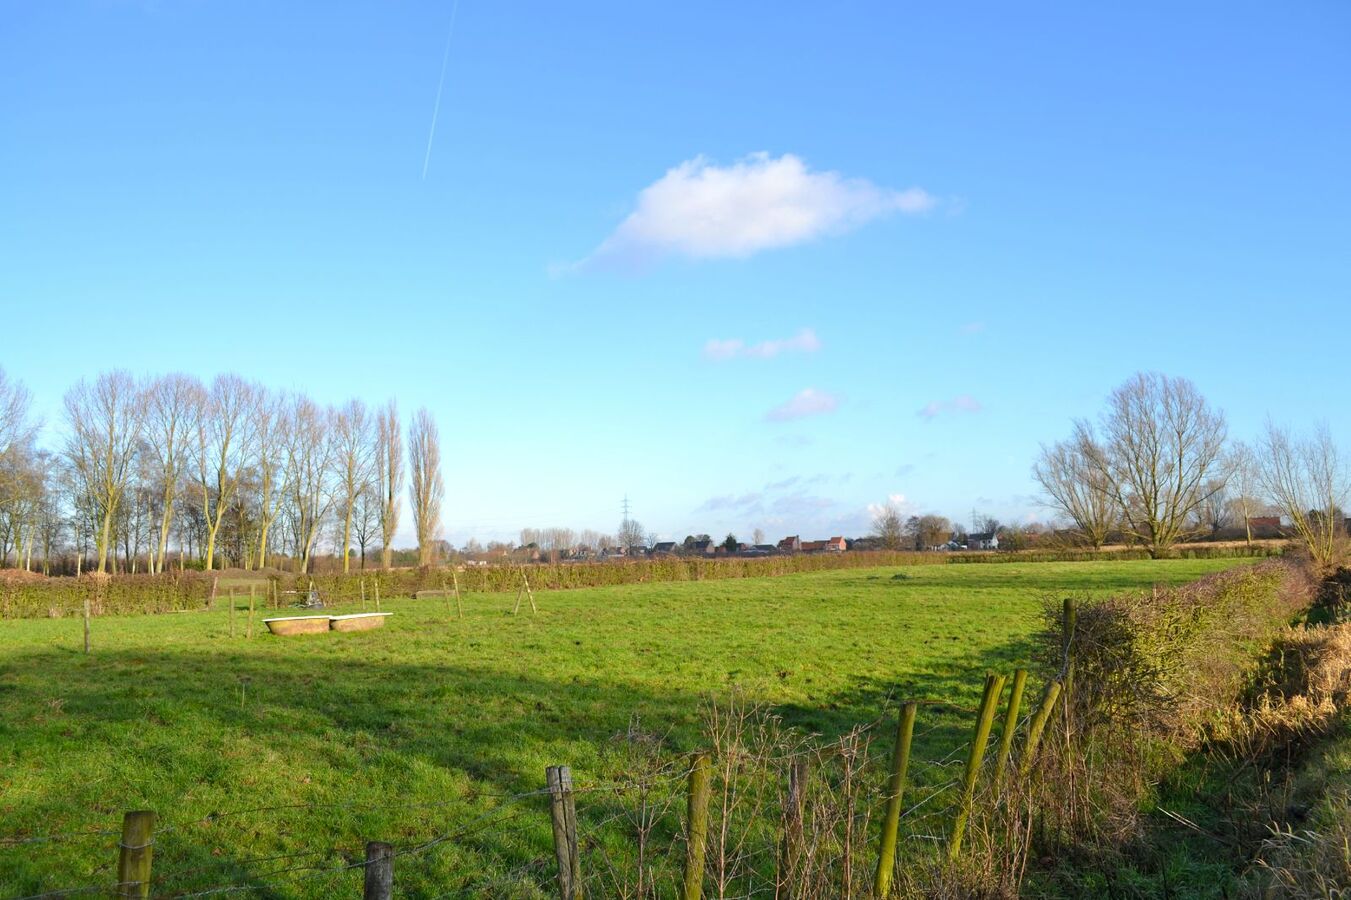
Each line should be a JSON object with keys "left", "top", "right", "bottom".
{"left": 622, "top": 494, "right": 631, "bottom": 522}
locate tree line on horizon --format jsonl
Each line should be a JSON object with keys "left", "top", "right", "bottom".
{"left": 0, "top": 368, "right": 446, "bottom": 575}
{"left": 869, "top": 372, "right": 1349, "bottom": 569}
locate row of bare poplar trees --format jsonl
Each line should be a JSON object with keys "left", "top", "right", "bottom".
{"left": 1030, "top": 372, "right": 1349, "bottom": 569}
{"left": 0, "top": 367, "right": 445, "bottom": 575}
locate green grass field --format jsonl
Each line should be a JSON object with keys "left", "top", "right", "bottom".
{"left": 0, "top": 558, "right": 1247, "bottom": 896}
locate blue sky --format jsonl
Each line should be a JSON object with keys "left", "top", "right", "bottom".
{"left": 3, "top": 1, "right": 1349, "bottom": 546}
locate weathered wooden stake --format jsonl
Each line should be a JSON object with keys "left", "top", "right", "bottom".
{"left": 363, "top": 840, "right": 393, "bottom": 900}
{"left": 513, "top": 581, "right": 525, "bottom": 615}
{"left": 374, "top": 577, "right": 381, "bottom": 612}
{"left": 523, "top": 568, "right": 537, "bottom": 613}
{"left": 992, "top": 668, "right": 1028, "bottom": 789}
{"left": 361, "top": 577, "right": 367, "bottom": 610}
{"left": 452, "top": 569, "right": 464, "bottom": 619}
{"left": 872, "top": 701, "right": 917, "bottom": 898}
{"left": 948, "top": 672, "right": 1007, "bottom": 860}
{"left": 681, "top": 752, "right": 712, "bottom": 900}
{"left": 1019, "top": 679, "right": 1063, "bottom": 776}
{"left": 546, "top": 765, "right": 582, "bottom": 900}
{"left": 247, "top": 585, "right": 256, "bottom": 639}
{"left": 115, "top": 810, "right": 156, "bottom": 898}
{"left": 777, "top": 757, "right": 808, "bottom": 898}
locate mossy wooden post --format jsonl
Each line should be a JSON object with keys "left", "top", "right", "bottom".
{"left": 1019, "top": 679, "right": 1062, "bottom": 776}
{"left": 115, "top": 810, "right": 155, "bottom": 898}
{"left": 681, "top": 752, "right": 712, "bottom": 900}
{"left": 546, "top": 765, "right": 582, "bottom": 900}
{"left": 363, "top": 840, "right": 393, "bottom": 900}
{"left": 872, "top": 701, "right": 917, "bottom": 898}
{"left": 992, "top": 668, "right": 1028, "bottom": 789}
{"left": 247, "top": 585, "right": 256, "bottom": 639}
{"left": 777, "top": 756, "right": 808, "bottom": 898}
{"left": 948, "top": 672, "right": 1006, "bottom": 860}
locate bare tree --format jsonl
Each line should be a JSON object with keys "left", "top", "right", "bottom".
{"left": 752, "top": 527, "right": 765, "bottom": 545}
{"left": 375, "top": 401, "right": 403, "bottom": 569}
{"left": 63, "top": 371, "right": 144, "bottom": 573}
{"left": 332, "top": 399, "right": 375, "bottom": 573}
{"left": 194, "top": 375, "right": 255, "bottom": 570}
{"left": 407, "top": 407, "right": 443, "bottom": 567}
{"left": 1079, "top": 373, "right": 1228, "bottom": 557}
{"left": 250, "top": 388, "right": 287, "bottom": 569}
{"left": 618, "top": 516, "right": 645, "bottom": 552}
{"left": 1033, "top": 433, "right": 1116, "bottom": 548}
{"left": 284, "top": 395, "right": 335, "bottom": 573}
{"left": 0, "top": 367, "right": 35, "bottom": 507}
{"left": 870, "top": 503, "right": 905, "bottom": 550}
{"left": 142, "top": 374, "right": 202, "bottom": 573}
{"left": 1227, "top": 441, "right": 1262, "bottom": 545}
{"left": 1257, "top": 421, "right": 1348, "bottom": 571}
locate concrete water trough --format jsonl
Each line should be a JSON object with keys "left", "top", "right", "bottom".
{"left": 262, "top": 615, "right": 333, "bottom": 636}
{"left": 329, "top": 612, "right": 392, "bottom": 633}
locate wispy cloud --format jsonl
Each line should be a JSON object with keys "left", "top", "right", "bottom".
{"left": 577, "top": 153, "right": 935, "bottom": 267}
{"left": 917, "top": 395, "right": 982, "bottom": 420}
{"left": 697, "top": 492, "right": 764, "bottom": 514}
{"left": 705, "top": 328, "right": 821, "bottom": 360}
{"left": 766, "top": 388, "right": 841, "bottom": 422}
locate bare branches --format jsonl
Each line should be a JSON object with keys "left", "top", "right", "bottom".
{"left": 407, "top": 408, "right": 443, "bottom": 567}
{"left": 1033, "top": 432, "right": 1115, "bottom": 549}
{"left": 375, "top": 401, "right": 403, "bottom": 570}
{"left": 1258, "top": 421, "right": 1349, "bottom": 571}
{"left": 62, "top": 371, "right": 144, "bottom": 573}
{"left": 332, "top": 400, "right": 375, "bottom": 574}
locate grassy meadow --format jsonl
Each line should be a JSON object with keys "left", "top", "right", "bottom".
{"left": 0, "top": 558, "right": 1248, "bottom": 896}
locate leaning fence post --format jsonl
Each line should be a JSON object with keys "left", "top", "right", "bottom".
{"left": 872, "top": 701, "right": 917, "bottom": 898}
{"left": 363, "top": 840, "right": 393, "bottom": 900}
{"left": 777, "top": 756, "right": 808, "bottom": 898}
{"left": 115, "top": 810, "right": 155, "bottom": 898}
{"left": 992, "top": 668, "right": 1028, "bottom": 789}
{"left": 1019, "top": 679, "right": 1063, "bottom": 776}
{"left": 547, "top": 765, "right": 582, "bottom": 900}
{"left": 948, "top": 672, "right": 1006, "bottom": 860}
{"left": 681, "top": 752, "right": 712, "bottom": 900}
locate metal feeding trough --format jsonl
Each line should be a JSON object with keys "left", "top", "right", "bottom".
{"left": 262, "top": 615, "right": 332, "bottom": 636}
{"left": 262, "top": 612, "right": 393, "bottom": 635}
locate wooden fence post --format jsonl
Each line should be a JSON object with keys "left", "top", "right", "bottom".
{"left": 872, "top": 701, "right": 917, "bottom": 898}
{"left": 247, "top": 585, "right": 255, "bottom": 639}
{"left": 363, "top": 840, "right": 393, "bottom": 900}
{"left": 948, "top": 672, "right": 1006, "bottom": 860}
{"left": 546, "top": 765, "right": 582, "bottom": 900}
{"left": 992, "top": 668, "right": 1028, "bottom": 789}
{"left": 374, "top": 578, "right": 381, "bottom": 612}
{"left": 777, "top": 756, "right": 808, "bottom": 899}
{"left": 1019, "top": 679, "right": 1063, "bottom": 776}
{"left": 115, "top": 810, "right": 155, "bottom": 898}
{"left": 452, "top": 569, "right": 464, "bottom": 619}
{"left": 523, "top": 568, "right": 538, "bottom": 613}
{"left": 681, "top": 752, "right": 712, "bottom": 900}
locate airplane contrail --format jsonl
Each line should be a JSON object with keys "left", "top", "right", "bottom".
{"left": 421, "top": 0, "right": 460, "bottom": 180}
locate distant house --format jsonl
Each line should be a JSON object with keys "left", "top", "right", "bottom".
{"left": 801, "top": 536, "right": 846, "bottom": 553}
{"left": 690, "top": 539, "right": 715, "bottom": 556}
{"left": 824, "top": 536, "right": 846, "bottom": 553}
{"left": 652, "top": 541, "right": 678, "bottom": 556}
{"left": 966, "top": 531, "right": 999, "bottom": 551}
{"left": 777, "top": 535, "right": 802, "bottom": 553}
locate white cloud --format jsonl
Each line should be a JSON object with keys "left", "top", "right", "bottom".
{"left": 766, "top": 388, "right": 841, "bottom": 422}
{"left": 705, "top": 328, "right": 821, "bottom": 360}
{"left": 918, "top": 394, "right": 982, "bottom": 420}
{"left": 582, "top": 153, "right": 935, "bottom": 266}
{"left": 866, "top": 493, "right": 917, "bottom": 519}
